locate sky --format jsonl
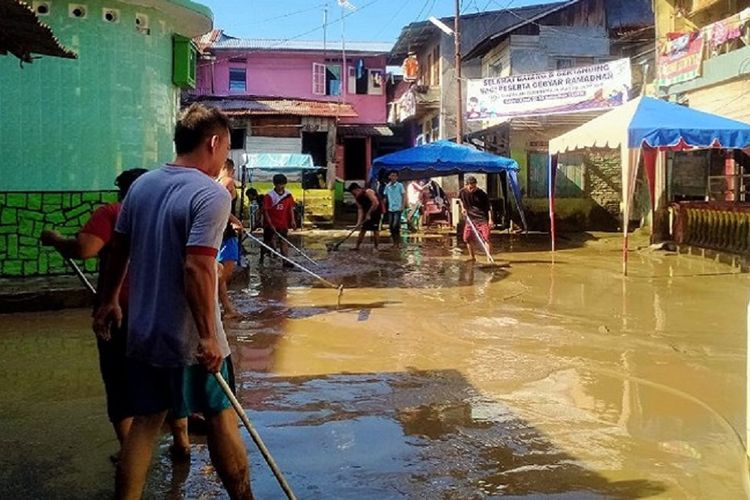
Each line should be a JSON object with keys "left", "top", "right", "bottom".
{"left": 197, "top": 0, "right": 551, "bottom": 44}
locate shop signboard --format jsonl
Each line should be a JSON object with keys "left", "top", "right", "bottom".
{"left": 656, "top": 32, "right": 705, "bottom": 88}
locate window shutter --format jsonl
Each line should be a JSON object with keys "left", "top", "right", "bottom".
{"left": 312, "top": 63, "right": 326, "bottom": 95}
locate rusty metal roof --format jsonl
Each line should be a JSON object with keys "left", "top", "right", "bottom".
{"left": 0, "top": 0, "right": 77, "bottom": 63}
{"left": 186, "top": 96, "right": 358, "bottom": 118}
{"left": 337, "top": 125, "right": 393, "bottom": 137}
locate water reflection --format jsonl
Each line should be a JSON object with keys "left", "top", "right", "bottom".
{"left": 236, "top": 369, "right": 666, "bottom": 499}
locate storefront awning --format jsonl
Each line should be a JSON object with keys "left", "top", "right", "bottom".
{"left": 0, "top": 0, "right": 77, "bottom": 63}
{"left": 337, "top": 125, "right": 394, "bottom": 137}
{"left": 187, "top": 96, "right": 357, "bottom": 118}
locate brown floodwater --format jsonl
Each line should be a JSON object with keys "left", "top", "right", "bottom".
{"left": 1, "top": 233, "right": 749, "bottom": 499}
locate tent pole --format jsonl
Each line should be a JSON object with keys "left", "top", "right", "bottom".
{"left": 549, "top": 154, "right": 557, "bottom": 253}
{"left": 622, "top": 147, "right": 641, "bottom": 276}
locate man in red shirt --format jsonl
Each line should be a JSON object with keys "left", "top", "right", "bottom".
{"left": 40, "top": 168, "right": 190, "bottom": 461}
{"left": 261, "top": 173, "right": 297, "bottom": 265}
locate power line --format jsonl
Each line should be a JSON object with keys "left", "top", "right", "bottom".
{"left": 258, "top": 3, "right": 328, "bottom": 23}
{"left": 203, "top": 0, "right": 385, "bottom": 65}
{"left": 372, "top": 0, "right": 412, "bottom": 39}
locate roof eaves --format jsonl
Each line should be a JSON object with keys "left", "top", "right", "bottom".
{"left": 0, "top": 0, "right": 77, "bottom": 63}
{"left": 463, "top": 0, "right": 580, "bottom": 60}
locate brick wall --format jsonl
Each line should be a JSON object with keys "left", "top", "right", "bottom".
{"left": 585, "top": 151, "right": 622, "bottom": 218}
{"left": 0, "top": 191, "right": 118, "bottom": 276}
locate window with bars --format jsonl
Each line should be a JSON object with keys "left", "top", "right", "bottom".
{"left": 555, "top": 58, "right": 573, "bottom": 70}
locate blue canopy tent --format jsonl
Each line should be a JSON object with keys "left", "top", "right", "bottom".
{"left": 548, "top": 96, "right": 750, "bottom": 273}
{"left": 371, "top": 140, "right": 526, "bottom": 229}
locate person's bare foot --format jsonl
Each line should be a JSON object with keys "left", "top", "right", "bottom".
{"left": 222, "top": 309, "right": 243, "bottom": 320}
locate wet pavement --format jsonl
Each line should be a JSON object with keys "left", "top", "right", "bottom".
{"left": 1, "top": 232, "right": 749, "bottom": 499}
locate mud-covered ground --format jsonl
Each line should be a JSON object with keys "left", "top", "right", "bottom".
{"left": 1, "top": 232, "right": 748, "bottom": 499}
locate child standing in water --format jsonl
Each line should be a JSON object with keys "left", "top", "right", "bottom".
{"left": 261, "top": 174, "right": 297, "bottom": 265}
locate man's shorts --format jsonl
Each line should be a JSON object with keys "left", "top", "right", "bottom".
{"left": 218, "top": 236, "right": 240, "bottom": 264}
{"left": 126, "top": 357, "right": 232, "bottom": 418}
{"left": 362, "top": 212, "right": 382, "bottom": 231}
{"left": 263, "top": 227, "right": 288, "bottom": 245}
{"left": 463, "top": 221, "right": 490, "bottom": 244}
{"left": 97, "top": 319, "right": 133, "bottom": 423}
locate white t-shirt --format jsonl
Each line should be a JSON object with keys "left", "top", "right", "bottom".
{"left": 407, "top": 182, "right": 423, "bottom": 205}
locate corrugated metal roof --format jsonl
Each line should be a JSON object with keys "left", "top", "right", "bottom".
{"left": 187, "top": 96, "right": 358, "bottom": 118}
{"left": 389, "top": 2, "right": 567, "bottom": 63}
{"left": 0, "top": 0, "right": 77, "bottom": 63}
{"left": 212, "top": 34, "right": 391, "bottom": 54}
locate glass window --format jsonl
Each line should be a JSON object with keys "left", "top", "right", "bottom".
{"left": 325, "top": 64, "right": 342, "bottom": 96}
{"left": 557, "top": 154, "right": 585, "bottom": 197}
{"left": 229, "top": 67, "right": 246, "bottom": 92}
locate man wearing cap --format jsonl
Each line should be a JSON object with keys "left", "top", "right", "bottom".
{"left": 458, "top": 176, "right": 493, "bottom": 262}
{"left": 40, "top": 169, "right": 190, "bottom": 462}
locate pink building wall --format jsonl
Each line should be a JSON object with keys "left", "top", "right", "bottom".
{"left": 195, "top": 51, "right": 387, "bottom": 125}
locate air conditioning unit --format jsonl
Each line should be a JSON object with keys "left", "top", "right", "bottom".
{"left": 135, "top": 13, "right": 150, "bottom": 34}
{"left": 32, "top": 1, "right": 51, "bottom": 16}
{"left": 102, "top": 8, "right": 120, "bottom": 23}
{"left": 69, "top": 4, "right": 87, "bottom": 19}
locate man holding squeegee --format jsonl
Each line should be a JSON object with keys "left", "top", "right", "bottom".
{"left": 40, "top": 168, "right": 194, "bottom": 462}
{"left": 458, "top": 175, "right": 493, "bottom": 262}
{"left": 261, "top": 174, "right": 297, "bottom": 267}
{"left": 93, "top": 104, "right": 252, "bottom": 500}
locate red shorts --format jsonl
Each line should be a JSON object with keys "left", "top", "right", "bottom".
{"left": 463, "top": 221, "right": 490, "bottom": 244}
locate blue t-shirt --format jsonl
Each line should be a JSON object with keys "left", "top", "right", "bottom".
{"left": 383, "top": 181, "right": 405, "bottom": 212}
{"left": 116, "top": 165, "right": 231, "bottom": 367}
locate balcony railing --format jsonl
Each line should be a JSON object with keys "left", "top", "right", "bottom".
{"left": 708, "top": 173, "right": 750, "bottom": 202}
{"left": 672, "top": 201, "right": 750, "bottom": 255}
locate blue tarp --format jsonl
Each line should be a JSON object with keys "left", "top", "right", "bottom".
{"left": 629, "top": 97, "right": 750, "bottom": 149}
{"left": 371, "top": 140, "right": 519, "bottom": 180}
{"left": 243, "top": 153, "right": 321, "bottom": 171}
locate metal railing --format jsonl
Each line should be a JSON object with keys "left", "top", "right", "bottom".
{"left": 707, "top": 174, "right": 750, "bottom": 202}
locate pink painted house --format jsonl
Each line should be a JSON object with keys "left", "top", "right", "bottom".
{"left": 189, "top": 31, "right": 395, "bottom": 188}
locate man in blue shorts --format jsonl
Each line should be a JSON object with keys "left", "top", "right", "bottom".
{"left": 217, "top": 159, "right": 242, "bottom": 318}
{"left": 94, "top": 104, "right": 251, "bottom": 499}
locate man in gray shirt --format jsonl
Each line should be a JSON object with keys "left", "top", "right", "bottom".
{"left": 94, "top": 104, "right": 251, "bottom": 499}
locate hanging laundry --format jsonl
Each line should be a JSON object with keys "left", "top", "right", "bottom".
{"left": 402, "top": 53, "right": 420, "bottom": 82}
{"left": 356, "top": 59, "right": 365, "bottom": 79}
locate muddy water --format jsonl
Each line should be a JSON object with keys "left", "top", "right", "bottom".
{"left": 1, "top": 233, "right": 749, "bottom": 499}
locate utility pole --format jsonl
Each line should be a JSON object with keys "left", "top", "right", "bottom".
{"left": 454, "top": 0, "right": 462, "bottom": 144}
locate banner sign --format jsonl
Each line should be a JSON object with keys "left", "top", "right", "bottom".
{"left": 465, "top": 58, "right": 632, "bottom": 121}
{"left": 656, "top": 32, "right": 705, "bottom": 88}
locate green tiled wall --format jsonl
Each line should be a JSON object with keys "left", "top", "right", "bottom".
{"left": 0, "top": 191, "right": 118, "bottom": 276}
{"left": 0, "top": 1, "right": 181, "bottom": 192}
